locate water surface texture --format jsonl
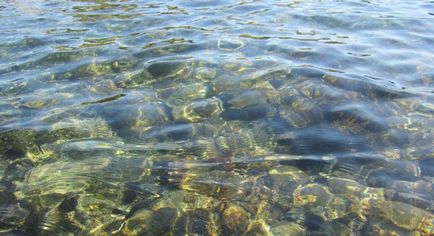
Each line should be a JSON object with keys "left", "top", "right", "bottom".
{"left": 1, "top": 0, "right": 434, "bottom": 235}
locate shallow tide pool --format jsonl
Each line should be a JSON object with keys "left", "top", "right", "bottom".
{"left": 0, "top": 0, "right": 433, "bottom": 235}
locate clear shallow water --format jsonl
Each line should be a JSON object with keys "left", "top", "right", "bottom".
{"left": 0, "top": 0, "right": 433, "bottom": 235}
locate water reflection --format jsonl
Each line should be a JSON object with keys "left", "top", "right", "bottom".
{"left": 1, "top": 0, "right": 434, "bottom": 235}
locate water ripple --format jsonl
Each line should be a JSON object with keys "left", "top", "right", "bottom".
{"left": 1, "top": 0, "right": 434, "bottom": 235}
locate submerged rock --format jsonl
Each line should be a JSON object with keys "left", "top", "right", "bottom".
{"left": 173, "top": 97, "right": 224, "bottom": 122}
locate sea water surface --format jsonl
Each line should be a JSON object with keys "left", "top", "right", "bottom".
{"left": 1, "top": 0, "right": 433, "bottom": 235}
